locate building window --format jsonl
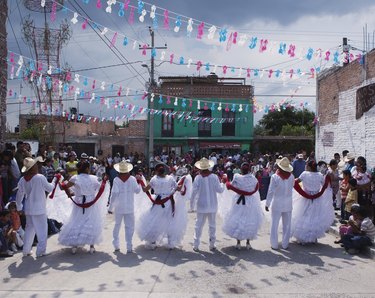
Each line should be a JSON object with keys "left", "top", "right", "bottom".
{"left": 222, "top": 110, "right": 235, "bottom": 136}
{"left": 162, "top": 109, "right": 174, "bottom": 137}
{"left": 198, "top": 109, "right": 211, "bottom": 137}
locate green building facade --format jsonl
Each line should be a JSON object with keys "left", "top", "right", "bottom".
{"left": 150, "top": 75, "right": 254, "bottom": 156}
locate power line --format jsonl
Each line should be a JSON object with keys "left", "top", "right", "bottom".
{"left": 70, "top": 0, "right": 147, "bottom": 87}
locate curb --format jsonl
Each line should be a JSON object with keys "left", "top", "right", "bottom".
{"left": 328, "top": 218, "right": 375, "bottom": 259}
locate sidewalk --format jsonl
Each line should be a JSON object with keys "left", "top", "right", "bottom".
{"left": 328, "top": 217, "right": 375, "bottom": 259}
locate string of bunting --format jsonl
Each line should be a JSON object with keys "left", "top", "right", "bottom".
{"left": 48, "top": 0, "right": 363, "bottom": 64}
{"left": 6, "top": 51, "right": 312, "bottom": 115}
{"left": 45, "top": 0, "right": 363, "bottom": 78}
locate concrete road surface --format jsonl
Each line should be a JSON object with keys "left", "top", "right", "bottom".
{"left": 1, "top": 210, "right": 375, "bottom": 298}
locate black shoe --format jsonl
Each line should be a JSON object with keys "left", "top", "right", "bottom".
{"left": 0, "top": 251, "right": 14, "bottom": 258}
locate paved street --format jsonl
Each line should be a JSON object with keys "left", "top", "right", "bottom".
{"left": 1, "top": 209, "right": 375, "bottom": 298}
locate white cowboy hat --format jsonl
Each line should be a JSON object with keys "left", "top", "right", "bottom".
{"left": 344, "top": 152, "right": 355, "bottom": 162}
{"left": 277, "top": 157, "right": 293, "bottom": 173}
{"left": 114, "top": 161, "right": 133, "bottom": 174}
{"left": 194, "top": 157, "right": 214, "bottom": 170}
{"left": 21, "top": 156, "right": 44, "bottom": 173}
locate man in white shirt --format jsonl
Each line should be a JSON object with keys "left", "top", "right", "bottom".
{"left": 265, "top": 157, "right": 295, "bottom": 250}
{"left": 191, "top": 158, "right": 225, "bottom": 252}
{"left": 16, "top": 157, "right": 57, "bottom": 257}
{"left": 108, "top": 161, "right": 141, "bottom": 253}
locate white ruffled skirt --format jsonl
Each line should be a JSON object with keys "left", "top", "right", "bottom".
{"left": 58, "top": 182, "right": 110, "bottom": 247}
{"left": 47, "top": 187, "right": 73, "bottom": 224}
{"left": 291, "top": 187, "right": 334, "bottom": 243}
{"left": 219, "top": 189, "right": 264, "bottom": 241}
{"left": 136, "top": 193, "right": 188, "bottom": 248}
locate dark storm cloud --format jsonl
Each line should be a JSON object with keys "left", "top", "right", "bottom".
{"left": 151, "top": 0, "right": 375, "bottom": 26}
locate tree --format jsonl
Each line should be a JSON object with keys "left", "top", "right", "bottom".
{"left": 258, "top": 106, "right": 315, "bottom": 136}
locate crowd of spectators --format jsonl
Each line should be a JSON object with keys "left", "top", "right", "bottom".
{"left": 1, "top": 141, "right": 375, "bottom": 257}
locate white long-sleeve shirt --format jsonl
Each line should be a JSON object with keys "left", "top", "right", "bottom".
{"left": 191, "top": 173, "right": 225, "bottom": 213}
{"left": 108, "top": 176, "right": 141, "bottom": 214}
{"left": 265, "top": 173, "right": 295, "bottom": 212}
{"left": 16, "top": 174, "right": 55, "bottom": 215}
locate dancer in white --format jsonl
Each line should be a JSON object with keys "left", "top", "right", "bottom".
{"left": 291, "top": 160, "right": 334, "bottom": 244}
{"left": 136, "top": 162, "right": 183, "bottom": 249}
{"left": 108, "top": 161, "right": 141, "bottom": 253}
{"left": 221, "top": 162, "right": 264, "bottom": 250}
{"left": 265, "top": 157, "right": 295, "bottom": 250}
{"left": 16, "top": 157, "right": 58, "bottom": 257}
{"left": 191, "top": 158, "right": 225, "bottom": 252}
{"left": 58, "top": 161, "right": 109, "bottom": 254}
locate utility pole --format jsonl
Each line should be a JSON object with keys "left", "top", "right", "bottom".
{"left": 0, "top": 0, "right": 8, "bottom": 151}
{"left": 140, "top": 26, "right": 167, "bottom": 160}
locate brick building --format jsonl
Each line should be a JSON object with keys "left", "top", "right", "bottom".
{"left": 19, "top": 114, "right": 147, "bottom": 157}
{"left": 316, "top": 49, "right": 375, "bottom": 166}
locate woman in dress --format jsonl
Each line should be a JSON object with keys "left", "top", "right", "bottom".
{"left": 58, "top": 161, "right": 109, "bottom": 254}
{"left": 136, "top": 162, "right": 183, "bottom": 249}
{"left": 291, "top": 160, "right": 334, "bottom": 244}
{"left": 220, "top": 162, "right": 264, "bottom": 250}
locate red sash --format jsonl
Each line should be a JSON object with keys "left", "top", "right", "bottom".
{"left": 61, "top": 177, "right": 108, "bottom": 208}
{"left": 226, "top": 182, "right": 259, "bottom": 205}
{"left": 178, "top": 176, "right": 187, "bottom": 195}
{"left": 293, "top": 175, "right": 331, "bottom": 200}
{"left": 49, "top": 174, "right": 62, "bottom": 199}
{"left": 137, "top": 179, "right": 176, "bottom": 215}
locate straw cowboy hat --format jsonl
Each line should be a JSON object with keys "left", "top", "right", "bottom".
{"left": 194, "top": 157, "right": 214, "bottom": 170}
{"left": 21, "top": 156, "right": 44, "bottom": 173}
{"left": 114, "top": 161, "right": 133, "bottom": 174}
{"left": 277, "top": 157, "right": 293, "bottom": 173}
{"left": 344, "top": 152, "right": 355, "bottom": 162}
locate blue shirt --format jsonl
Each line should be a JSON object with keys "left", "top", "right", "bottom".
{"left": 292, "top": 159, "right": 306, "bottom": 178}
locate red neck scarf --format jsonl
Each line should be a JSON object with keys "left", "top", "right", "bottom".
{"left": 200, "top": 171, "right": 211, "bottom": 177}
{"left": 24, "top": 173, "right": 36, "bottom": 182}
{"left": 276, "top": 169, "right": 291, "bottom": 180}
{"left": 119, "top": 174, "right": 131, "bottom": 183}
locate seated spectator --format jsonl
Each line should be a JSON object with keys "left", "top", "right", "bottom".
{"left": 0, "top": 210, "right": 15, "bottom": 257}
{"left": 342, "top": 207, "right": 375, "bottom": 254}
{"left": 5, "top": 201, "right": 24, "bottom": 248}
{"left": 334, "top": 204, "right": 361, "bottom": 244}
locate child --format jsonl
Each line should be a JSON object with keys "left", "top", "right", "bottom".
{"left": 5, "top": 201, "right": 24, "bottom": 248}
{"left": 334, "top": 204, "right": 361, "bottom": 244}
{"left": 0, "top": 210, "right": 16, "bottom": 256}
{"left": 344, "top": 178, "right": 358, "bottom": 220}
{"left": 342, "top": 207, "right": 375, "bottom": 254}
{"left": 339, "top": 170, "right": 351, "bottom": 221}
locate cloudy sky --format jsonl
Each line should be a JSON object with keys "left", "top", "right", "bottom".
{"left": 6, "top": 0, "right": 375, "bottom": 130}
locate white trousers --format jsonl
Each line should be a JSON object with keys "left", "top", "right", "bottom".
{"left": 193, "top": 212, "right": 216, "bottom": 248}
{"left": 270, "top": 210, "right": 291, "bottom": 249}
{"left": 112, "top": 213, "right": 134, "bottom": 251}
{"left": 23, "top": 214, "right": 48, "bottom": 256}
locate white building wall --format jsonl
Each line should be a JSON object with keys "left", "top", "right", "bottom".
{"left": 316, "top": 78, "right": 375, "bottom": 167}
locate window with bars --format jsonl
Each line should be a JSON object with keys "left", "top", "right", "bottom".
{"left": 161, "top": 109, "right": 174, "bottom": 137}
{"left": 222, "top": 110, "right": 235, "bottom": 136}
{"left": 198, "top": 109, "right": 211, "bottom": 137}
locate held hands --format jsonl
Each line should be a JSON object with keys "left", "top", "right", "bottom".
{"left": 221, "top": 174, "right": 228, "bottom": 184}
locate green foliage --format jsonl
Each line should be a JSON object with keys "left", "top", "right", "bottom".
{"left": 279, "top": 124, "right": 314, "bottom": 136}
{"left": 258, "top": 106, "right": 315, "bottom": 136}
{"left": 19, "top": 124, "right": 43, "bottom": 140}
